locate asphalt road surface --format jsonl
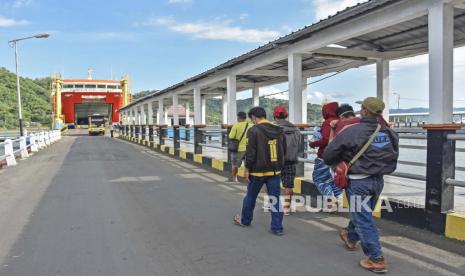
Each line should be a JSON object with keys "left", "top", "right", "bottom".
{"left": 0, "top": 133, "right": 464, "bottom": 276}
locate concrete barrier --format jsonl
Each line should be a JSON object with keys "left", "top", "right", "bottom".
{"left": 30, "top": 134, "right": 39, "bottom": 152}
{"left": 3, "top": 139, "right": 17, "bottom": 166}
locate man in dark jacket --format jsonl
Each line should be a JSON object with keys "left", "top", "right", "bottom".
{"left": 323, "top": 97, "right": 399, "bottom": 274}
{"left": 234, "top": 107, "right": 285, "bottom": 236}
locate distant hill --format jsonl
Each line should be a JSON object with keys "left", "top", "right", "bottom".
{"left": 390, "top": 107, "right": 465, "bottom": 114}
{"left": 0, "top": 67, "right": 52, "bottom": 129}
{"left": 132, "top": 90, "right": 159, "bottom": 100}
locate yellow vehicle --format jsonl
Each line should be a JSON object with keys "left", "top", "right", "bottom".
{"left": 88, "top": 114, "right": 107, "bottom": 136}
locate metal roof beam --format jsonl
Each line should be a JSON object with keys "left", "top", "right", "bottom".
{"left": 241, "top": 69, "right": 288, "bottom": 77}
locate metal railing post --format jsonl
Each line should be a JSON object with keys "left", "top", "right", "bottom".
{"left": 173, "top": 125, "right": 180, "bottom": 150}
{"left": 194, "top": 125, "right": 205, "bottom": 154}
{"left": 423, "top": 124, "right": 461, "bottom": 233}
{"left": 295, "top": 124, "right": 309, "bottom": 177}
{"left": 148, "top": 125, "right": 154, "bottom": 145}
{"left": 141, "top": 125, "right": 146, "bottom": 141}
{"left": 224, "top": 125, "right": 232, "bottom": 164}
{"left": 4, "top": 139, "right": 17, "bottom": 166}
{"left": 185, "top": 125, "right": 190, "bottom": 141}
{"left": 158, "top": 125, "right": 167, "bottom": 145}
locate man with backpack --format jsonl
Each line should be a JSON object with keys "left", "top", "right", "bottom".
{"left": 227, "top": 112, "right": 251, "bottom": 182}
{"left": 323, "top": 97, "right": 399, "bottom": 274}
{"left": 273, "top": 106, "right": 301, "bottom": 215}
{"left": 234, "top": 107, "right": 286, "bottom": 236}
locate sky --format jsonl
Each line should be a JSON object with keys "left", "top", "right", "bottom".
{"left": 1, "top": 0, "right": 464, "bottom": 109}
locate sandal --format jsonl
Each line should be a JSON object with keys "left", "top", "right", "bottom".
{"left": 233, "top": 214, "right": 248, "bottom": 227}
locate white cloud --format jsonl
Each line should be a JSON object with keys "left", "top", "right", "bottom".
{"left": 309, "top": 91, "right": 335, "bottom": 104}
{"left": 239, "top": 13, "right": 249, "bottom": 20}
{"left": 168, "top": 0, "right": 192, "bottom": 4}
{"left": 144, "top": 16, "right": 281, "bottom": 43}
{"left": 261, "top": 86, "right": 288, "bottom": 100}
{"left": 0, "top": 16, "right": 29, "bottom": 27}
{"left": 312, "top": 0, "right": 369, "bottom": 21}
{"left": 13, "top": 0, "right": 32, "bottom": 8}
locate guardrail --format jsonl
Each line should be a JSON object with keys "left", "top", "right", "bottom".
{"left": 0, "top": 130, "right": 61, "bottom": 168}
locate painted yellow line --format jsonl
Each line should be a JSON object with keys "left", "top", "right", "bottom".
{"left": 445, "top": 212, "right": 465, "bottom": 241}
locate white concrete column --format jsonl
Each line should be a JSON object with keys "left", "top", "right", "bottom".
{"left": 376, "top": 59, "right": 390, "bottom": 120}
{"left": 222, "top": 94, "right": 228, "bottom": 124}
{"left": 131, "top": 108, "right": 136, "bottom": 124}
{"left": 158, "top": 99, "right": 165, "bottom": 125}
{"left": 252, "top": 85, "right": 260, "bottom": 107}
{"left": 288, "top": 53, "right": 305, "bottom": 124}
{"left": 227, "top": 75, "right": 237, "bottom": 124}
{"left": 141, "top": 105, "right": 147, "bottom": 125}
{"left": 201, "top": 96, "right": 206, "bottom": 124}
{"left": 164, "top": 110, "right": 170, "bottom": 126}
{"left": 172, "top": 94, "right": 179, "bottom": 126}
{"left": 194, "top": 87, "right": 202, "bottom": 124}
{"left": 302, "top": 77, "right": 308, "bottom": 124}
{"left": 185, "top": 101, "right": 191, "bottom": 125}
{"left": 428, "top": 2, "right": 454, "bottom": 124}
{"left": 147, "top": 102, "right": 154, "bottom": 125}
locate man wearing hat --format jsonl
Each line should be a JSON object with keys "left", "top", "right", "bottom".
{"left": 323, "top": 97, "right": 399, "bottom": 274}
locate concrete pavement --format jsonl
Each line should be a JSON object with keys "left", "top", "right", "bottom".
{"left": 0, "top": 134, "right": 464, "bottom": 275}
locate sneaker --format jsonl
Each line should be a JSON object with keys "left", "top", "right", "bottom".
{"left": 339, "top": 228, "right": 359, "bottom": 251}
{"left": 359, "top": 258, "right": 388, "bottom": 274}
{"left": 269, "top": 229, "right": 284, "bottom": 236}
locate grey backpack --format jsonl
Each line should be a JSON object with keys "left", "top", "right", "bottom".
{"left": 278, "top": 121, "right": 301, "bottom": 163}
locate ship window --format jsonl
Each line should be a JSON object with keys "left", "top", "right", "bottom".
{"left": 75, "top": 84, "right": 84, "bottom": 88}
{"left": 107, "top": 85, "right": 117, "bottom": 89}
{"left": 63, "top": 84, "right": 74, "bottom": 88}
{"left": 85, "top": 84, "right": 97, "bottom": 88}
{"left": 97, "top": 84, "right": 106, "bottom": 88}
{"left": 117, "top": 85, "right": 121, "bottom": 89}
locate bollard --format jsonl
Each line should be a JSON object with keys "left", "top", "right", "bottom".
{"left": 110, "top": 129, "right": 114, "bottom": 138}
{"left": 194, "top": 125, "right": 206, "bottom": 154}
{"left": 158, "top": 125, "right": 167, "bottom": 145}
{"left": 19, "top": 136, "right": 29, "bottom": 159}
{"left": 4, "top": 139, "right": 17, "bottom": 166}
{"left": 423, "top": 124, "right": 461, "bottom": 233}
{"left": 295, "top": 124, "right": 309, "bottom": 177}
{"left": 30, "top": 133, "right": 39, "bottom": 152}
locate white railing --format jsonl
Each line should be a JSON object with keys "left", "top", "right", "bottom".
{"left": 0, "top": 130, "right": 62, "bottom": 168}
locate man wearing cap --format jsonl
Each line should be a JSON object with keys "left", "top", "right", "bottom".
{"left": 273, "top": 106, "right": 301, "bottom": 215}
{"left": 323, "top": 97, "right": 399, "bottom": 273}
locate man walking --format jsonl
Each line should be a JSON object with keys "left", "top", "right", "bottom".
{"left": 234, "top": 107, "right": 285, "bottom": 236}
{"left": 227, "top": 112, "right": 250, "bottom": 182}
{"left": 273, "top": 106, "right": 301, "bottom": 215}
{"left": 323, "top": 97, "right": 399, "bottom": 273}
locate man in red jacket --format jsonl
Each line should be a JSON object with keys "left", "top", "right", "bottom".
{"left": 310, "top": 102, "right": 343, "bottom": 211}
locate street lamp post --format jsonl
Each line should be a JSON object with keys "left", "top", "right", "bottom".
{"left": 8, "top": 33, "right": 50, "bottom": 136}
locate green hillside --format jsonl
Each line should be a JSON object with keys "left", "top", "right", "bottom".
{"left": 0, "top": 67, "right": 51, "bottom": 129}
{"left": 205, "top": 97, "right": 323, "bottom": 125}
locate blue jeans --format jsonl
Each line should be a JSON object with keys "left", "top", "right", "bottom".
{"left": 312, "top": 158, "right": 342, "bottom": 199}
{"left": 241, "top": 175, "right": 283, "bottom": 232}
{"left": 346, "top": 175, "right": 384, "bottom": 260}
